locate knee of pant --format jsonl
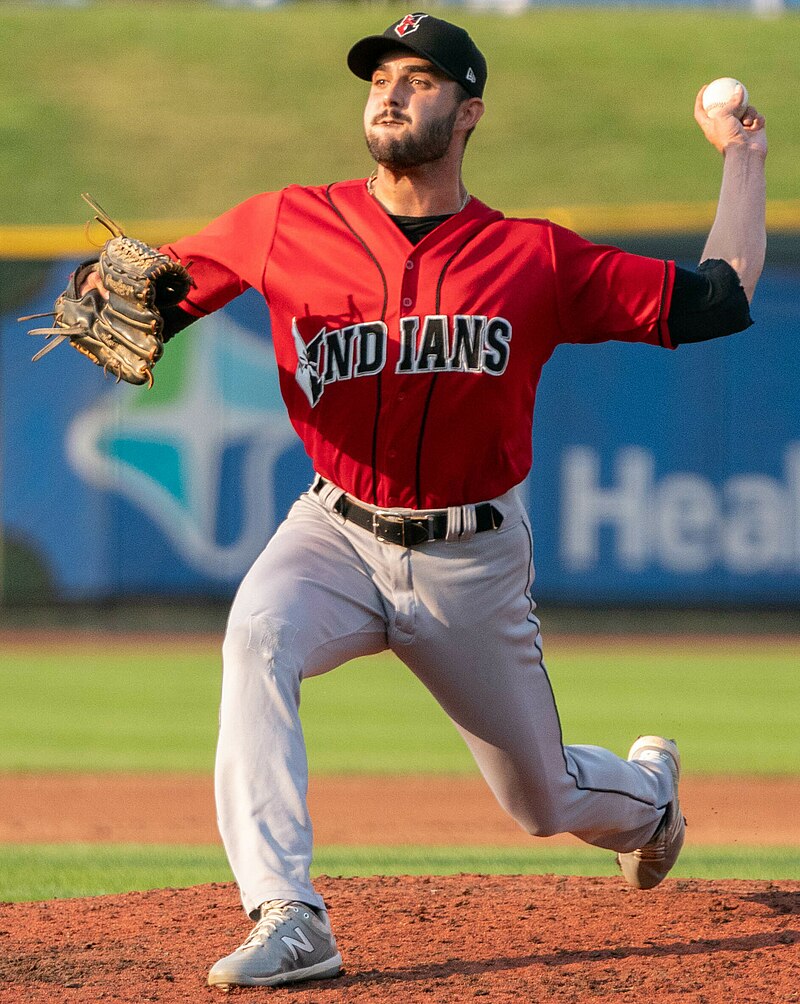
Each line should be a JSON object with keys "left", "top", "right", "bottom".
{"left": 520, "top": 817, "right": 562, "bottom": 839}
{"left": 503, "top": 796, "right": 563, "bottom": 839}
{"left": 223, "top": 610, "right": 301, "bottom": 676}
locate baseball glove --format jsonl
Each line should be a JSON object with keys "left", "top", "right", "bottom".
{"left": 20, "top": 194, "right": 194, "bottom": 387}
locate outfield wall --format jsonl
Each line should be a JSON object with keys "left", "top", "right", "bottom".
{"left": 2, "top": 218, "right": 799, "bottom": 606}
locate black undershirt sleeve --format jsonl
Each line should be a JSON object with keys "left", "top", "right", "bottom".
{"left": 160, "top": 304, "right": 199, "bottom": 342}
{"left": 667, "top": 258, "right": 753, "bottom": 345}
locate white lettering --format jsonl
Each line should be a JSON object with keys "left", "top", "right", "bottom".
{"left": 654, "top": 474, "right": 718, "bottom": 573}
{"left": 561, "top": 446, "right": 652, "bottom": 571}
{"left": 417, "top": 315, "right": 449, "bottom": 371}
{"left": 561, "top": 444, "right": 800, "bottom": 576}
{"left": 396, "top": 317, "right": 419, "bottom": 373}
{"left": 449, "top": 315, "right": 486, "bottom": 372}
{"left": 787, "top": 443, "right": 800, "bottom": 564}
{"left": 721, "top": 476, "right": 789, "bottom": 573}
{"left": 482, "top": 318, "right": 512, "bottom": 375}
{"left": 393, "top": 314, "right": 513, "bottom": 375}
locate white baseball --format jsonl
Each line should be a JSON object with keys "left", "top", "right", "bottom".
{"left": 702, "top": 77, "right": 749, "bottom": 120}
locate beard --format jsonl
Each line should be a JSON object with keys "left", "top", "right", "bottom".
{"left": 365, "top": 105, "right": 459, "bottom": 169}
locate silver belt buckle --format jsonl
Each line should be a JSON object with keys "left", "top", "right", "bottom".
{"left": 372, "top": 511, "right": 434, "bottom": 545}
{"left": 372, "top": 511, "right": 406, "bottom": 544}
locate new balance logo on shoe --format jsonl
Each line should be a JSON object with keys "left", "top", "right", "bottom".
{"left": 281, "top": 927, "right": 314, "bottom": 960}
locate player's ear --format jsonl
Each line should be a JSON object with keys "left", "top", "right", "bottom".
{"left": 457, "top": 97, "right": 484, "bottom": 132}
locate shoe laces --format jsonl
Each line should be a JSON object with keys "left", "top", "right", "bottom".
{"left": 238, "top": 900, "right": 303, "bottom": 950}
{"left": 634, "top": 797, "right": 683, "bottom": 863}
{"left": 633, "top": 832, "right": 669, "bottom": 862}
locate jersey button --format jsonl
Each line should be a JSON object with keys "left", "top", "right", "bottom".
{"left": 405, "top": 261, "right": 414, "bottom": 270}
{"left": 402, "top": 297, "right": 412, "bottom": 308}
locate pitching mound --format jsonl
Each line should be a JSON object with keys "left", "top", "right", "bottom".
{"left": 0, "top": 875, "right": 797, "bottom": 1003}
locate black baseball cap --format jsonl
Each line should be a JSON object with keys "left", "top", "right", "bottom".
{"left": 347, "top": 12, "right": 487, "bottom": 99}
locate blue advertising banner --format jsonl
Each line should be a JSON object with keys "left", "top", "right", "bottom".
{"left": 2, "top": 262, "right": 310, "bottom": 600}
{"left": 2, "top": 254, "right": 799, "bottom": 605}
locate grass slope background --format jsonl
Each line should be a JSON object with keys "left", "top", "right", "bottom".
{"left": 1, "top": 2, "right": 799, "bottom": 225}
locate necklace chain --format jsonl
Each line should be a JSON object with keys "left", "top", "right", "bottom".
{"left": 366, "top": 172, "right": 470, "bottom": 213}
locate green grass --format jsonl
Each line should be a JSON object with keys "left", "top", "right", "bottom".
{"left": 0, "top": 645, "right": 221, "bottom": 772}
{"left": 0, "top": 842, "right": 796, "bottom": 903}
{"left": 1, "top": 638, "right": 799, "bottom": 774}
{"left": 0, "top": 843, "right": 232, "bottom": 903}
{"left": 1, "top": 2, "right": 798, "bottom": 224}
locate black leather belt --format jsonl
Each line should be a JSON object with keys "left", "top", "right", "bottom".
{"left": 313, "top": 478, "right": 503, "bottom": 547}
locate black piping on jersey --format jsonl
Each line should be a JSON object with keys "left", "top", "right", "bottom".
{"left": 413, "top": 228, "right": 487, "bottom": 508}
{"left": 520, "top": 517, "right": 669, "bottom": 812}
{"left": 325, "top": 185, "right": 389, "bottom": 505}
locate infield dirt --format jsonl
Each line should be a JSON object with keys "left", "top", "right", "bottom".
{"left": 0, "top": 875, "right": 797, "bottom": 1003}
{"left": 1, "top": 773, "right": 798, "bottom": 845}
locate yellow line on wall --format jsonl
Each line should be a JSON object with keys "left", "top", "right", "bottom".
{"left": 2, "top": 201, "right": 800, "bottom": 259}
{"left": 0, "top": 220, "right": 209, "bottom": 260}
{"left": 515, "top": 199, "right": 800, "bottom": 236}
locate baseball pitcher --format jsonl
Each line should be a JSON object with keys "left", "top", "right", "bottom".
{"left": 30, "top": 12, "right": 767, "bottom": 989}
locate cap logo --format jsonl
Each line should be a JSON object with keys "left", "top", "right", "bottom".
{"left": 394, "top": 12, "right": 428, "bottom": 38}
{"left": 466, "top": 67, "right": 476, "bottom": 84}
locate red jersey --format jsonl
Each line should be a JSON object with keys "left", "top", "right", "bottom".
{"left": 166, "top": 180, "right": 674, "bottom": 509}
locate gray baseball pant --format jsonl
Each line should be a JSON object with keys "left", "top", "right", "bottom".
{"left": 215, "top": 481, "right": 673, "bottom": 917}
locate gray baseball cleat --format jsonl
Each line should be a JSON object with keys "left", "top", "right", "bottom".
{"left": 617, "top": 736, "right": 686, "bottom": 890}
{"left": 207, "top": 899, "right": 342, "bottom": 989}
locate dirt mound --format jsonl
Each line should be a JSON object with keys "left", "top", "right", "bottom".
{"left": 0, "top": 875, "right": 797, "bottom": 1003}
